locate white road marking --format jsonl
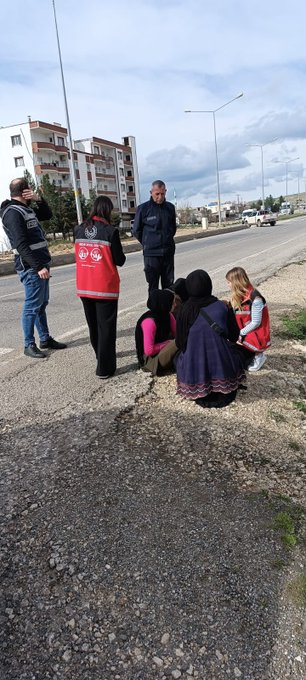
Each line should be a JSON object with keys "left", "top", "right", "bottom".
{"left": 210, "top": 237, "right": 302, "bottom": 275}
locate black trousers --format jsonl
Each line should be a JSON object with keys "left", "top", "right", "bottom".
{"left": 81, "top": 297, "right": 118, "bottom": 377}
{"left": 144, "top": 254, "right": 175, "bottom": 294}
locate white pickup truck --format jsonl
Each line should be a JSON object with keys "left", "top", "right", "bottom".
{"left": 241, "top": 209, "right": 277, "bottom": 227}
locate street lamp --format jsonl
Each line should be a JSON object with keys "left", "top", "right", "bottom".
{"left": 245, "top": 138, "right": 278, "bottom": 209}
{"left": 51, "top": 0, "right": 83, "bottom": 224}
{"left": 274, "top": 157, "right": 300, "bottom": 201}
{"left": 185, "top": 93, "right": 243, "bottom": 228}
{"left": 289, "top": 168, "right": 306, "bottom": 207}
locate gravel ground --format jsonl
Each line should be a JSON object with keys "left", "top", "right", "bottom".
{"left": 0, "top": 262, "right": 305, "bottom": 679}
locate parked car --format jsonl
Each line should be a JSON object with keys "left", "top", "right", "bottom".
{"left": 242, "top": 209, "right": 276, "bottom": 227}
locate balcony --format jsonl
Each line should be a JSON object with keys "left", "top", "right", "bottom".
{"left": 96, "top": 189, "right": 117, "bottom": 196}
{"left": 32, "top": 141, "right": 69, "bottom": 154}
{"left": 127, "top": 191, "right": 135, "bottom": 197}
{"left": 95, "top": 172, "right": 116, "bottom": 179}
{"left": 34, "top": 163, "right": 70, "bottom": 175}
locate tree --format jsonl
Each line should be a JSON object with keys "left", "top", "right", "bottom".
{"left": 23, "top": 169, "right": 37, "bottom": 191}
{"left": 111, "top": 212, "right": 122, "bottom": 228}
{"left": 264, "top": 194, "right": 274, "bottom": 211}
{"left": 39, "top": 174, "right": 63, "bottom": 238}
{"left": 178, "top": 203, "right": 194, "bottom": 225}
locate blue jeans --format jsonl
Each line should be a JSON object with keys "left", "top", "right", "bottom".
{"left": 18, "top": 269, "right": 50, "bottom": 347}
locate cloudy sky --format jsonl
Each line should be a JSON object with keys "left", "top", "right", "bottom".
{"left": 1, "top": 0, "right": 306, "bottom": 206}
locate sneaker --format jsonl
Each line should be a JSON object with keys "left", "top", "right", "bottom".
{"left": 248, "top": 353, "right": 267, "bottom": 372}
{"left": 40, "top": 337, "right": 67, "bottom": 350}
{"left": 97, "top": 375, "right": 110, "bottom": 380}
{"left": 24, "top": 344, "right": 47, "bottom": 359}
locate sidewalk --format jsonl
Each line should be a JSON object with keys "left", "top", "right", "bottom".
{"left": 0, "top": 261, "right": 305, "bottom": 679}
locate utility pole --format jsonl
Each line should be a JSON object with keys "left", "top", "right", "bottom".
{"left": 52, "top": 0, "right": 83, "bottom": 224}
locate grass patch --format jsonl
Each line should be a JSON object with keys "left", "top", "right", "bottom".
{"left": 281, "top": 310, "right": 306, "bottom": 343}
{"left": 274, "top": 512, "right": 298, "bottom": 547}
{"left": 272, "top": 557, "right": 286, "bottom": 570}
{"left": 288, "top": 441, "right": 301, "bottom": 451}
{"left": 272, "top": 498, "right": 305, "bottom": 549}
{"left": 269, "top": 410, "right": 286, "bottom": 423}
{"left": 286, "top": 573, "right": 306, "bottom": 607}
{"left": 293, "top": 401, "right": 306, "bottom": 415}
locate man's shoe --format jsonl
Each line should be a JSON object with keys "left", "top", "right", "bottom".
{"left": 24, "top": 344, "right": 47, "bottom": 359}
{"left": 40, "top": 337, "right": 67, "bottom": 350}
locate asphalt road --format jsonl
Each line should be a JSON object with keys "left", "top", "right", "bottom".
{"left": 1, "top": 216, "right": 306, "bottom": 356}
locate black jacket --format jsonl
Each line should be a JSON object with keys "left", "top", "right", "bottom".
{"left": 0, "top": 198, "right": 52, "bottom": 273}
{"left": 133, "top": 198, "right": 176, "bottom": 256}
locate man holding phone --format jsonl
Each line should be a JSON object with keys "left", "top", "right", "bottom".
{"left": 0, "top": 177, "right": 67, "bottom": 358}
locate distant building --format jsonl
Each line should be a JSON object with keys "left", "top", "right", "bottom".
{"left": 0, "top": 119, "right": 140, "bottom": 223}
{"left": 74, "top": 135, "right": 140, "bottom": 217}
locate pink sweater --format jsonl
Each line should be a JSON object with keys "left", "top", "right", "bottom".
{"left": 141, "top": 313, "right": 176, "bottom": 356}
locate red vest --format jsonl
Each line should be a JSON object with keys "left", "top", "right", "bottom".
{"left": 75, "top": 224, "right": 120, "bottom": 300}
{"left": 235, "top": 286, "right": 271, "bottom": 352}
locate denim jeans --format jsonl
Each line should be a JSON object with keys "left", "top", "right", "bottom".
{"left": 18, "top": 269, "right": 50, "bottom": 347}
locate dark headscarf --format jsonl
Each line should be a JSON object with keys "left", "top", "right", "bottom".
{"left": 176, "top": 270, "right": 218, "bottom": 351}
{"left": 135, "top": 289, "right": 175, "bottom": 366}
{"left": 170, "top": 277, "right": 188, "bottom": 302}
{"left": 147, "top": 289, "right": 174, "bottom": 315}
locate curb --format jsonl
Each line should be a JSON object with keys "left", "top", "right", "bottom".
{"left": 0, "top": 224, "right": 249, "bottom": 277}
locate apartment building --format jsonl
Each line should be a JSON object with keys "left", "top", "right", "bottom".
{"left": 0, "top": 119, "right": 140, "bottom": 222}
{"left": 74, "top": 135, "right": 140, "bottom": 216}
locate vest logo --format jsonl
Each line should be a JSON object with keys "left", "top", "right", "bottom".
{"left": 26, "top": 219, "right": 38, "bottom": 230}
{"left": 78, "top": 246, "right": 89, "bottom": 260}
{"left": 147, "top": 216, "right": 156, "bottom": 221}
{"left": 91, "top": 247, "right": 102, "bottom": 262}
{"left": 85, "top": 225, "right": 97, "bottom": 239}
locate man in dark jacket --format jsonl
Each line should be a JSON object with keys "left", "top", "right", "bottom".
{"left": 133, "top": 179, "right": 177, "bottom": 293}
{"left": 0, "top": 177, "right": 67, "bottom": 358}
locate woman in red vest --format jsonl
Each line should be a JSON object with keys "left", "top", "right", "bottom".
{"left": 74, "top": 196, "right": 126, "bottom": 379}
{"left": 226, "top": 267, "right": 271, "bottom": 372}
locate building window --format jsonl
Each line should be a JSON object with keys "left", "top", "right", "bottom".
{"left": 14, "top": 156, "right": 24, "bottom": 167}
{"left": 120, "top": 183, "right": 125, "bottom": 192}
{"left": 128, "top": 185, "right": 134, "bottom": 192}
{"left": 93, "top": 145, "right": 100, "bottom": 155}
{"left": 76, "top": 180, "right": 81, "bottom": 188}
{"left": 86, "top": 163, "right": 90, "bottom": 171}
{"left": 104, "top": 185, "right": 108, "bottom": 190}
{"left": 11, "top": 135, "right": 21, "bottom": 147}
{"left": 119, "top": 168, "right": 124, "bottom": 176}
{"left": 57, "top": 136, "right": 65, "bottom": 145}
{"left": 118, "top": 151, "right": 123, "bottom": 160}
{"left": 125, "top": 154, "right": 131, "bottom": 162}
{"left": 130, "top": 200, "right": 135, "bottom": 208}
{"left": 127, "top": 170, "right": 132, "bottom": 177}
{"left": 122, "top": 199, "right": 127, "bottom": 208}
{"left": 74, "top": 161, "right": 78, "bottom": 169}
{"left": 49, "top": 137, "right": 54, "bottom": 143}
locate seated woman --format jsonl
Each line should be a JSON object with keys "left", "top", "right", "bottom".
{"left": 169, "top": 277, "right": 188, "bottom": 317}
{"left": 175, "top": 270, "right": 246, "bottom": 408}
{"left": 135, "top": 289, "right": 178, "bottom": 375}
